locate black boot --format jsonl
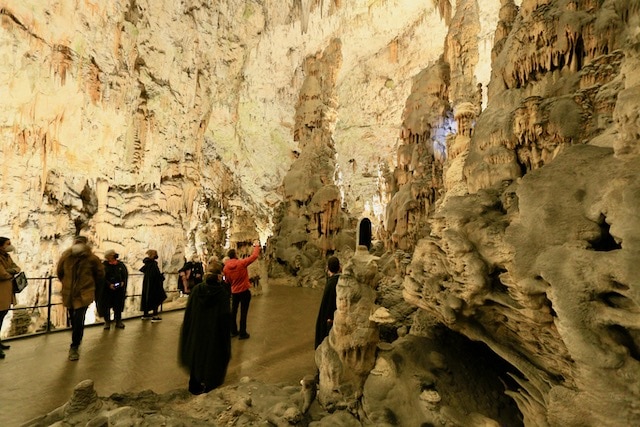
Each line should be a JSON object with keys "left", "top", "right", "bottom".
{"left": 0, "top": 342, "right": 9, "bottom": 350}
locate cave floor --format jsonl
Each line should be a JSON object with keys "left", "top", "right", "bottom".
{"left": 0, "top": 283, "right": 321, "bottom": 427}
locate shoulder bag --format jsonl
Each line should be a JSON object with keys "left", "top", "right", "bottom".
{"left": 13, "top": 271, "right": 28, "bottom": 293}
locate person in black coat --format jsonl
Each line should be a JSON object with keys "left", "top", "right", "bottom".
{"left": 178, "top": 255, "right": 205, "bottom": 296}
{"left": 97, "top": 249, "right": 129, "bottom": 329}
{"left": 314, "top": 256, "right": 341, "bottom": 349}
{"left": 179, "top": 261, "right": 231, "bottom": 394}
{"left": 139, "top": 249, "right": 167, "bottom": 322}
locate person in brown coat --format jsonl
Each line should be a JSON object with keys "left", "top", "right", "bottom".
{"left": 0, "top": 237, "right": 20, "bottom": 359}
{"left": 56, "top": 235, "right": 105, "bottom": 361}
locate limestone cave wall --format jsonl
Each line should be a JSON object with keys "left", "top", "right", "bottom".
{"left": 396, "top": 0, "right": 640, "bottom": 425}
{"left": 2, "top": 0, "right": 640, "bottom": 425}
{"left": 0, "top": 0, "right": 271, "bottom": 283}
{"left": 0, "top": 0, "right": 445, "bottom": 307}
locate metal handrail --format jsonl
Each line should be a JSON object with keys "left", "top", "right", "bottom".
{"left": 2, "top": 272, "right": 185, "bottom": 341}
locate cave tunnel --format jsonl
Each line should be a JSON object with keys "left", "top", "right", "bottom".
{"left": 431, "top": 325, "right": 525, "bottom": 426}
{"left": 357, "top": 217, "right": 372, "bottom": 250}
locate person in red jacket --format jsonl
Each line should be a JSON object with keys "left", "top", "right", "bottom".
{"left": 223, "top": 240, "right": 261, "bottom": 340}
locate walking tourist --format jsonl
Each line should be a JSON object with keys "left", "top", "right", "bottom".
{"left": 56, "top": 235, "right": 105, "bottom": 361}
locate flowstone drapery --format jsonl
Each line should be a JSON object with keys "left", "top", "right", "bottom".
{"left": 383, "top": 59, "right": 450, "bottom": 252}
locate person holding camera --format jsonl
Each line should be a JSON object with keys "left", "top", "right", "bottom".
{"left": 98, "top": 249, "right": 129, "bottom": 330}
{"left": 223, "top": 240, "right": 261, "bottom": 340}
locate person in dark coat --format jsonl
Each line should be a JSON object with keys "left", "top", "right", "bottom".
{"left": 314, "top": 256, "right": 341, "bottom": 349}
{"left": 97, "top": 249, "right": 128, "bottom": 329}
{"left": 179, "top": 261, "right": 231, "bottom": 394}
{"left": 178, "top": 255, "right": 205, "bottom": 296}
{"left": 139, "top": 249, "right": 166, "bottom": 322}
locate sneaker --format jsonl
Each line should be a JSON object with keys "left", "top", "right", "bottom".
{"left": 151, "top": 316, "right": 162, "bottom": 323}
{"left": 238, "top": 333, "right": 250, "bottom": 340}
{"left": 115, "top": 322, "right": 125, "bottom": 329}
{"left": 68, "top": 347, "right": 80, "bottom": 361}
{"left": 141, "top": 316, "right": 153, "bottom": 320}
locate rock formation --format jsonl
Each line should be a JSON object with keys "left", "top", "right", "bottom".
{"left": 0, "top": 0, "right": 270, "bottom": 293}
{"left": 1, "top": 0, "right": 640, "bottom": 425}
{"left": 267, "top": 38, "right": 356, "bottom": 286}
{"left": 315, "top": 246, "right": 380, "bottom": 411}
{"left": 383, "top": 58, "right": 450, "bottom": 252}
{"left": 400, "top": 0, "right": 640, "bottom": 425}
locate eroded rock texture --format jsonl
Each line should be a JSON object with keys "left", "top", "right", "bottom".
{"left": 267, "top": 39, "right": 356, "bottom": 286}
{"left": 315, "top": 247, "right": 380, "bottom": 410}
{"left": 402, "top": 0, "right": 640, "bottom": 425}
{"left": 0, "top": 0, "right": 444, "bottom": 306}
{"left": 2, "top": 0, "right": 640, "bottom": 425}
{"left": 0, "top": 1, "right": 268, "bottom": 281}
{"left": 382, "top": 58, "right": 450, "bottom": 252}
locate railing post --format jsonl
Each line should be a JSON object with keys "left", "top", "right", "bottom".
{"left": 46, "top": 275, "right": 53, "bottom": 333}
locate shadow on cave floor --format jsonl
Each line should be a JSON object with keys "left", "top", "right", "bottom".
{"left": 0, "top": 282, "right": 321, "bottom": 427}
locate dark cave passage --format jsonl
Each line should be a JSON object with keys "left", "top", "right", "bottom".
{"left": 434, "top": 326, "right": 525, "bottom": 426}
{"left": 589, "top": 214, "right": 622, "bottom": 251}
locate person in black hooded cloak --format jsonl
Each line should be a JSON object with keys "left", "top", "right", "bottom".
{"left": 139, "top": 249, "right": 167, "bottom": 321}
{"left": 179, "top": 261, "right": 231, "bottom": 394}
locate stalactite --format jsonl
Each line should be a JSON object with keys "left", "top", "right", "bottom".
{"left": 96, "top": 179, "right": 109, "bottom": 215}
{"left": 182, "top": 183, "right": 199, "bottom": 216}
{"left": 434, "top": 0, "right": 452, "bottom": 25}
{"left": 50, "top": 44, "right": 73, "bottom": 86}
{"left": 388, "top": 38, "right": 398, "bottom": 63}
{"left": 131, "top": 111, "right": 144, "bottom": 167}
{"left": 300, "top": 0, "right": 312, "bottom": 34}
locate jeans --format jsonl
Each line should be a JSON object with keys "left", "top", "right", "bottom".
{"left": 68, "top": 306, "right": 88, "bottom": 348}
{"left": 231, "top": 290, "right": 251, "bottom": 335}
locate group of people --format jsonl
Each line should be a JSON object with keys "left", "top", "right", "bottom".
{"left": 178, "top": 239, "right": 262, "bottom": 394}
{"left": 2, "top": 233, "right": 343, "bottom": 399}
{"left": 0, "top": 235, "right": 168, "bottom": 361}
{"left": 178, "top": 242, "right": 341, "bottom": 396}
{"left": 178, "top": 255, "right": 204, "bottom": 296}
{"left": 56, "top": 238, "right": 169, "bottom": 360}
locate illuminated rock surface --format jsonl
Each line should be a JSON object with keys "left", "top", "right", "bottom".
{"left": 2, "top": 0, "right": 639, "bottom": 425}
